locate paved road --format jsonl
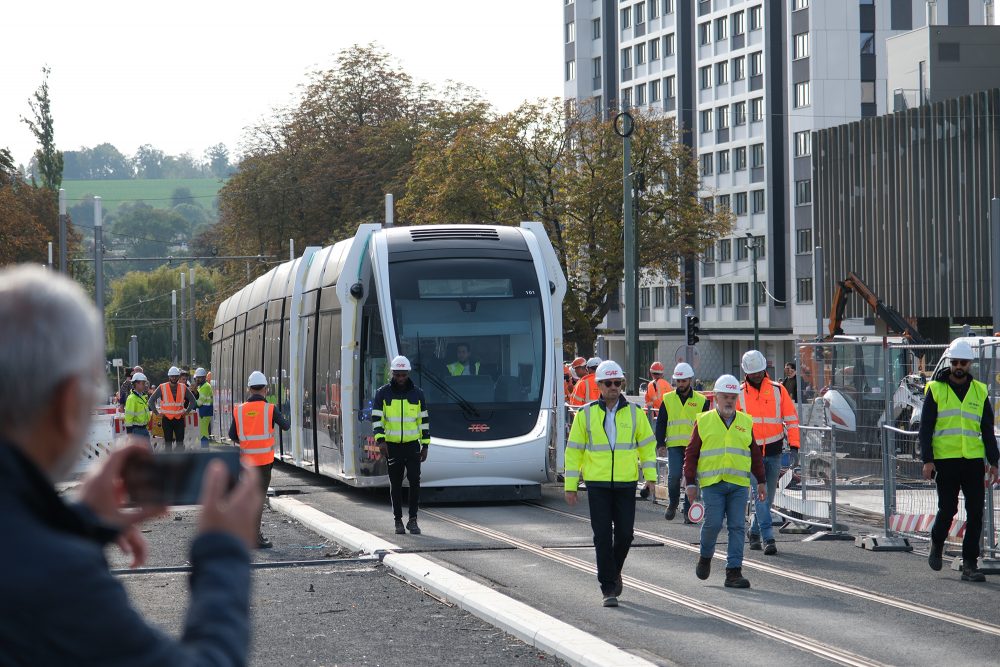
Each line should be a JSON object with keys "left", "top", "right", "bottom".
{"left": 268, "top": 464, "right": 1000, "bottom": 666}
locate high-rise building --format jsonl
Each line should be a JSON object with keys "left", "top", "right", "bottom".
{"left": 562, "top": 0, "right": 998, "bottom": 377}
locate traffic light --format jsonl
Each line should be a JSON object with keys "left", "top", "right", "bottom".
{"left": 686, "top": 315, "right": 700, "bottom": 346}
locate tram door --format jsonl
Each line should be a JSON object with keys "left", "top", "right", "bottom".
{"left": 357, "top": 303, "right": 389, "bottom": 478}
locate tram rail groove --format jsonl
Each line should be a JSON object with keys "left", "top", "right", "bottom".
{"left": 111, "top": 556, "right": 380, "bottom": 576}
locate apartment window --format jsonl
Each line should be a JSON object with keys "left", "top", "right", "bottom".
{"left": 635, "top": 2, "right": 645, "bottom": 24}
{"left": 752, "top": 189, "right": 766, "bottom": 213}
{"left": 737, "top": 282, "right": 750, "bottom": 306}
{"left": 649, "top": 0, "right": 660, "bottom": 19}
{"left": 796, "top": 227, "right": 813, "bottom": 254}
{"left": 797, "top": 278, "right": 813, "bottom": 303}
{"left": 622, "top": 47, "right": 633, "bottom": 70}
{"left": 566, "top": 21, "right": 576, "bottom": 44}
{"left": 700, "top": 109, "right": 713, "bottom": 133}
{"left": 636, "top": 83, "right": 647, "bottom": 106}
{"left": 699, "top": 22, "right": 712, "bottom": 45}
{"left": 733, "top": 56, "right": 746, "bottom": 81}
{"left": 753, "top": 235, "right": 766, "bottom": 259}
{"left": 702, "top": 197, "right": 715, "bottom": 214}
{"left": 716, "top": 17, "right": 728, "bottom": 41}
{"left": 592, "top": 17, "right": 601, "bottom": 39}
{"left": 732, "top": 10, "right": 745, "bottom": 35}
{"left": 749, "top": 5, "right": 762, "bottom": 30}
{"left": 734, "top": 192, "right": 748, "bottom": 215}
{"left": 654, "top": 286, "right": 665, "bottom": 307}
{"left": 750, "top": 97, "right": 764, "bottom": 121}
{"left": 861, "top": 81, "right": 876, "bottom": 104}
{"left": 640, "top": 287, "right": 650, "bottom": 308}
{"left": 734, "top": 100, "right": 747, "bottom": 125}
{"left": 649, "top": 37, "right": 660, "bottom": 61}
{"left": 622, "top": 87, "right": 633, "bottom": 108}
{"left": 750, "top": 51, "right": 763, "bottom": 77}
{"left": 717, "top": 150, "right": 730, "bottom": 173}
{"left": 717, "top": 105, "right": 730, "bottom": 129}
{"left": 793, "top": 32, "right": 809, "bottom": 60}
{"left": 636, "top": 42, "right": 646, "bottom": 65}
{"left": 621, "top": 7, "right": 632, "bottom": 29}
{"left": 565, "top": 60, "right": 576, "bottom": 81}
{"left": 703, "top": 285, "right": 717, "bottom": 307}
{"left": 565, "top": 98, "right": 577, "bottom": 118}
{"left": 664, "top": 33, "right": 675, "bottom": 56}
{"left": 793, "top": 0, "right": 808, "bottom": 10}
{"left": 716, "top": 61, "right": 729, "bottom": 85}
{"left": 860, "top": 32, "right": 875, "bottom": 55}
{"left": 756, "top": 281, "right": 767, "bottom": 304}
{"left": 668, "top": 286, "right": 680, "bottom": 307}
{"left": 701, "top": 153, "right": 714, "bottom": 175}
{"left": 721, "top": 283, "right": 733, "bottom": 306}
{"left": 665, "top": 75, "right": 676, "bottom": 98}
{"left": 794, "top": 81, "right": 811, "bottom": 108}
{"left": 734, "top": 147, "right": 747, "bottom": 171}
{"left": 751, "top": 143, "right": 764, "bottom": 168}
{"left": 736, "top": 238, "right": 749, "bottom": 260}
{"left": 703, "top": 241, "right": 716, "bottom": 262}
{"left": 718, "top": 193, "right": 731, "bottom": 211}
{"left": 664, "top": 0, "right": 674, "bottom": 14}
{"left": 795, "top": 179, "right": 812, "bottom": 205}
{"left": 650, "top": 79, "right": 661, "bottom": 102}
{"left": 794, "top": 130, "right": 812, "bottom": 157}
{"left": 699, "top": 65, "right": 712, "bottom": 89}
{"left": 719, "top": 238, "right": 732, "bottom": 261}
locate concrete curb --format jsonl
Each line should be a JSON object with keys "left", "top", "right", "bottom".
{"left": 270, "top": 496, "right": 655, "bottom": 667}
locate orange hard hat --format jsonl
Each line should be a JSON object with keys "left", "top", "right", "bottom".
{"left": 650, "top": 361, "right": 665, "bottom": 374}
{"left": 571, "top": 357, "right": 586, "bottom": 369}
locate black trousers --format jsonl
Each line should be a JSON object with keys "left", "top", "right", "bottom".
{"left": 161, "top": 418, "right": 185, "bottom": 449}
{"left": 587, "top": 485, "right": 637, "bottom": 595}
{"left": 387, "top": 442, "right": 422, "bottom": 520}
{"left": 931, "top": 458, "right": 986, "bottom": 563}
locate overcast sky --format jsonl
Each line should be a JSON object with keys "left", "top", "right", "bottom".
{"left": 3, "top": 0, "right": 563, "bottom": 168}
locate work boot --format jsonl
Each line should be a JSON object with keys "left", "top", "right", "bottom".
{"left": 602, "top": 594, "right": 619, "bottom": 608}
{"left": 928, "top": 543, "right": 943, "bottom": 571}
{"left": 613, "top": 574, "right": 623, "bottom": 597}
{"left": 664, "top": 504, "right": 677, "bottom": 521}
{"left": 763, "top": 539, "right": 778, "bottom": 556}
{"left": 257, "top": 532, "right": 272, "bottom": 549}
{"left": 683, "top": 510, "right": 695, "bottom": 525}
{"left": 961, "top": 562, "right": 986, "bottom": 582}
{"left": 725, "top": 567, "right": 751, "bottom": 589}
{"left": 748, "top": 532, "right": 762, "bottom": 551}
{"left": 696, "top": 556, "right": 712, "bottom": 580}
{"left": 395, "top": 519, "right": 405, "bottom": 535}
{"left": 406, "top": 518, "right": 421, "bottom": 535}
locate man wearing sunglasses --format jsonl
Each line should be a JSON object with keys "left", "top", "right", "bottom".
{"left": 564, "top": 360, "right": 657, "bottom": 608}
{"left": 920, "top": 340, "right": 999, "bottom": 582}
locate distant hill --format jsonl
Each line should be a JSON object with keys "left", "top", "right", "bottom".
{"left": 61, "top": 178, "right": 226, "bottom": 214}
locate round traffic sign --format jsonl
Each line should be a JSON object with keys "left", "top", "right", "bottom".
{"left": 687, "top": 501, "right": 705, "bottom": 524}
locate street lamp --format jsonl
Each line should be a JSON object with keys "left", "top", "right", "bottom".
{"left": 746, "top": 232, "right": 760, "bottom": 350}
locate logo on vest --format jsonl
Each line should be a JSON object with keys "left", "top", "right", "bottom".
{"left": 246, "top": 410, "right": 259, "bottom": 417}
{"left": 734, "top": 425, "right": 748, "bottom": 433}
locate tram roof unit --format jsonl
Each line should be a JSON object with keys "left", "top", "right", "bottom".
{"left": 383, "top": 225, "right": 531, "bottom": 261}
{"left": 265, "top": 260, "right": 296, "bottom": 301}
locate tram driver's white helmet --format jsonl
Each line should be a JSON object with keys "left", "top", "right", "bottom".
{"left": 741, "top": 350, "right": 768, "bottom": 374}
{"left": 247, "top": 370, "right": 268, "bottom": 388}
{"left": 594, "top": 360, "right": 625, "bottom": 382}
{"left": 713, "top": 375, "right": 743, "bottom": 394}
{"left": 390, "top": 355, "right": 412, "bottom": 372}
{"left": 946, "top": 340, "right": 975, "bottom": 360}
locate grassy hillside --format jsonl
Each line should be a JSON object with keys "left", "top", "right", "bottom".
{"left": 61, "top": 178, "right": 225, "bottom": 213}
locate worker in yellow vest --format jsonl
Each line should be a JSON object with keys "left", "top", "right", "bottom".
{"left": 684, "top": 375, "right": 766, "bottom": 589}
{"left": 655, "top": 362, "right": 709, "bottom": 522}
{"left": 123, "top": 372, "right": 151, "bottom": 442}
{"left": 565, "top": 360, "right": 657, "bottom": 608}
{"left": 149, "top": 366, "right": 197, "bottom": 451}
{"left": 921, "top": 340, "right": 999, "bottom": 582}
{"left": 229, "top": 370, "right": 290, "bottom": 549}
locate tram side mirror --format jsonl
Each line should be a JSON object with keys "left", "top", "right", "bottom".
{"left": 350, "top": 282, "right": 364, "bottom": 299}
{"left": 549, "top": 281, "right": 556, "bottom": 295}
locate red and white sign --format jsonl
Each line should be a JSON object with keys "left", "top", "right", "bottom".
{"left": 687, "top": 501, "right": 705, "bottom": 524}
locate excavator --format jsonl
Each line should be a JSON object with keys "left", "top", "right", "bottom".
{"left": 827, "top": 272, "right": 932, "bottom": 350}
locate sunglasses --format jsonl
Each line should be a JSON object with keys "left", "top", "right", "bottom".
{"left": 601, "top": 380, "right": 623, "bottom": 388}
{"left": 392, "top": 371, "right": 409, "bottom": 376}
{"left": 950, "top": 360, "right": 971, "bottom": 367}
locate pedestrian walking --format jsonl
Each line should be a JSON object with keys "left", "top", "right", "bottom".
{"left": 685, "top": 375, "right": 767, "bottom": 589}
{"left": 229, "top": 370, "right": 291, "bottom": 549}
{"left": 149, "top": 366, "right": 198, "bottom": 451}
{"left": 739, "top": 350, "right": 800, "bottom": 555}
{"left": 0, "top": 265, "right": 262, "bottom": 665}
{"left": 372, "top": 356, "right": 431, "bottom": 535}
{"left": 655, "top": 362, "right": 709, "bottom": 523}
{"left": 194, "top": 367, "right": 214, "bottom": 446}
{"left": 123, "top": 372, "right": 152, "bottom": 442}
{"left": 920, "top": 340, "right": 1000, "bottom": 582}
{"left": 564, "top": 360, "right": 657, "bottom": 607}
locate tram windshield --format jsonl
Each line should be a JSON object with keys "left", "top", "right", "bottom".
{"left": 388, "top": 258, "right": 545, "bottom": 414}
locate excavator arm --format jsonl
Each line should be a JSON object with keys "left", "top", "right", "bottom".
{"left": 828, "top": 271, "right": 931, "bottom": 350}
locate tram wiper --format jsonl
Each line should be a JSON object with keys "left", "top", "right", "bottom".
{"left": 420, "top": 369, "right": 481, "bottom": 419}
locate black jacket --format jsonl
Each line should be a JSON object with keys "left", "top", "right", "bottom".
{"left": 0, "top": 441, "right": 251, "bottom": 666}
{"left": 372, "top": 378, "right": 430, "bottom": 445}
{"left": 918, "top": 371, "right": 999, "bottom": 465}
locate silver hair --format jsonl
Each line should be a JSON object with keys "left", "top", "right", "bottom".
{"left": 0, "top": 265, "right": 102, "bottom": 433}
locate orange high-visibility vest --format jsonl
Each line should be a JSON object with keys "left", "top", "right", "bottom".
{"left": 644, "top": 378, "right": 674, "bottom": 410}
{"left": 569, "top": 374, "right": 600, "bottom": 407}
{"left": 233, "top": 401, "right": 276, "bottom": 466}
{"left": 738, "top": 379, "right": 800, "bottom": 449}
{"left": 158, "top": 382, "right": 185, "bottom": 420}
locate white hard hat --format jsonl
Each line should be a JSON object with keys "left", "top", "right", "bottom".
{"left": 672, "top": 362, "right": 695, "bottom": 380}
{"left": 247, "top": 370, "right": 268, "bottom": 387}
{"left": 594, "top": 360, "right": 625, "bottom": 382}
{"left": 586, "top": 356, "right": 602, "bottom": 369}
{"left": 194, "top": 367, "right": 207, "bottom": 378}
{"left": 390, "top": 355, "right": 412, "bottom": 371}
{"left": 167, "top": 366, "right": 181, "bottom": 376}
{"left": 713, "top": 374, "right": 742, "bottom": 394}
{"left": 131, "top": 372, "right": 148, "bottom": 383}
{"left": 947, "top": 340, "right": 975, "bottom": 360}
{"left": 741, "top": 350, "right": 767, "bottom": 374}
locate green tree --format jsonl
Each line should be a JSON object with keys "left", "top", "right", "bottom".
{"left": 171, "top": 187, "right": 195, "bottom": 208}
{"left": 204, "top": 143, "right": 231, "bottom": 178}
{"left": 111, "top": 203, "right": 192, "bottom": 258}
{"left": 1, "top": 147, "right": 17, "bottom": 173}
{"left": 133, "top": 144, "right": 165, "bottom": 179}
{"left": 21, "top": 66, "right": 63, "bottom": 190}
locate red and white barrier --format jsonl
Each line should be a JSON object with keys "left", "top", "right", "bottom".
{"left": 889, "top": 513, "right": 966, "bottom": 538}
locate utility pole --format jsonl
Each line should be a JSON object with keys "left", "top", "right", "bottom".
{"left": 991, "top": 198, "right": 1000, "bottom": 335}
{"left": 746, "top": 233, "right": 760, "bottom": 350}
{"left": 814, "top": 246, "right": 824, "bottom": 341}
{"left": 171, "top": 290, "right": 178, "bottom": 365}
{"left": 129, "top": 335, "right": 138, "bottom": 368}
{"left": 189, "top": 267, "right": 197, "bottom": 367}
{"left": 180, "top": 272, "right": 188, "bottom": 367}
{"left": 385, "top": 193, "right": 394, "bottom": 227}
{"left": 94, "top": 197, "right": 105, "bottom": 355}
{"left": 615, "top": 111, "right": 640, "bottom": 392}
{"left": 47, "top": 242, "right": 53, "bottom": 269}
{"left": 290, "top": 238, "right": 295, "bottom": 261}
{"left": 58, "top": 188, "right": 67, "bottom": 274}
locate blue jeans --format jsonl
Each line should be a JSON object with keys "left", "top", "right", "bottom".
{"left": 700, "top": 482, "right": 749, "bottom": 569}
{"left": 666, "top": 446, "right": 690, "bottom": 513}
{"left": 749, "top": 453, "right": 781, "bottom": 540}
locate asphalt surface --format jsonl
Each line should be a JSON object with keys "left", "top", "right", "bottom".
{"left": 267, "top": 464, "right": 1000, "bottom": 667}
{"left": 106, "top": 506, "right": 566, "bottom": 666}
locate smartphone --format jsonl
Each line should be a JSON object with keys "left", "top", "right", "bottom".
{"left": 122, "top": 450, "right": 241, "bottom": 506}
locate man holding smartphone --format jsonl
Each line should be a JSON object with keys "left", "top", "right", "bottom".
{"left": 229, "top": 370, "right": 290, "bottom": 549}
{"left": 0, "top": 265, "right": 262, "bottom": 665}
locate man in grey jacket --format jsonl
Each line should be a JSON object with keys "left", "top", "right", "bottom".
{"left": 0, "top": 265, "right": 261, "bottom": 666}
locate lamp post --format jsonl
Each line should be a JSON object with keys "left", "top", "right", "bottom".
{"left": 746, "top": 232, "right": 760, "bottom": 350}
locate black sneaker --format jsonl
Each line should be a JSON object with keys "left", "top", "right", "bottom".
{"left": 696, "top": 556, "right": 712, "bottom": 580}
{"left": 763, "top": 539, "right": 778, "bottom": 556}
{"left": 395, "top": 519, "right": 405, "bottom": 535}
{"left": 257, "top": 533, "right": 272, "bottom": 549}
{"left": 961, "top": 562, "right": 986, "bottom": 582}
{"left": 639, "top": 485, "right": 650, "bottom": 500}
{"left": 602, "top": 594, "right": 619, "bottom": 607}
{"left": 613, "top": 574, "right": 623, "bottom": 597}
{"left": 406, "top": 518, "right": 421, "bottom": 535}
{"left": 725, "top": 567, "right": 750, "bottom": 588}
{"left": 748, "top": 533, "right": 762, "bottom": 551}
{"left": 928, "top": 543, "right": 943, "bottom": 571}
{"left": 664, "top": 504, "right": 677, "bottom": 521}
